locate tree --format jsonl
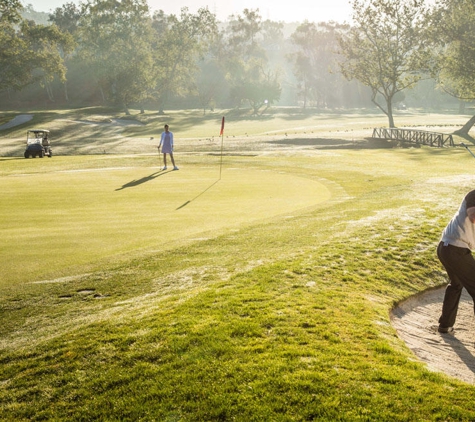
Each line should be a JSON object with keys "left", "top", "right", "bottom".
{"left": 49, "top": 2, "right": 82, "bottom": 35}
{"left": 0, "top": 0, "right": 72, "bottom": 95}
{"left": 49, "top": 3, "right": 81, "bottom": 102}
{"left": 289, "top": 22, "right": 345, "bottom": 109}
{"left": 222, "top": 9, "right": 281, "bottom": 114}
{"left": 151, "top": 7, "right": 217, "bottom": 114}
{"left": 23, "top": 20, "right": 75, "bottom": 101}
{"left": 76, "top": 0, "right": 155, "bottom": 114}
{"left": 0, "top": 0, "right": 30, "bottom": 92}
{"left": 192, "top": 58, "right": 227, "bottom": 114}
{"left": 338, "top": 0, "right": 430, "bottom": 127}
{"left": 428, "top": 0, "right": 475, "bottom": 137}
{"left": 0, "top": 0, "right": 22, "bottom": 24}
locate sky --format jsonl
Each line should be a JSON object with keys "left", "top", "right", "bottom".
{"left": 25, "top": 0, "right": 354, "bottom": 23}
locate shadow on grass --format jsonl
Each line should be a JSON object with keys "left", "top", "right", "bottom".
{"left": 115, "top": 170, "right": 169, "bottom": 191}
{"left": 268, "top": 137, "right": 397, "bottom": 149}
{"left": 176, "top": 179, "right": 220, "bottom": 210}
{"left": 0, "top": 157, "right": 26, "bottom": 162}
{"left": 152, "top": 110, "right": 278, "bottom": 134}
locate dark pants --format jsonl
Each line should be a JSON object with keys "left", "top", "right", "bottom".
{"left": 437, "top": 241, "right": 475, "bottom": 328}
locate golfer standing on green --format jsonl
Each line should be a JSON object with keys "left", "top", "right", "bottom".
{"left": 158, "top": 124, "right": 178, "bottom": 171}
{"left": 437, "top": 189, "right": 475, "bottom": 333}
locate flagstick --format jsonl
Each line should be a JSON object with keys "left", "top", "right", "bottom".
{"left": 219, "top": 116, "right": 225, "bottom": 180}
{"left": 219, "top": 132, "right": 224, "bottom": 179}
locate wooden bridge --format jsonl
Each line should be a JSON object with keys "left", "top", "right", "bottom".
{"left": 372, "top": 128, "right": 454, "bottom": 147}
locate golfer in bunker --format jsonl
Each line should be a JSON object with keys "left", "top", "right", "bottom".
{"left": 437, "top": 189, "right": 475, "bottom": 333}
{"left": 158, "top": 124, "right": 178, "bottom": 171}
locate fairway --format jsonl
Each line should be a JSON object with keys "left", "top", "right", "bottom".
{"left": 0, "top": 156, "right": 331, "bottom": 287}
{"left": 3, "top": 109, "right": 475, "bottom": 421}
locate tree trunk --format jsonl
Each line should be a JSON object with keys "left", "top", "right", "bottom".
{"left": 99, "top": 87, "right": 106, "bottom": 103}
{"left": 63, "top": 80, "right": 69, "bottom": 102}
{"left": 387, "top": 111, "right": 395, "bottom": 128}
{"left": 386, "top": 98, "right": 395, "bottom": 128}
{"left": 454, "top": 115, "right": 475, "bottom": 137}
{"left": 158, "top": 92, "right": 169, "bottom": 115}
{"left": 371, "top": 93, "right": 396, "bottom": 128}
{"left": 45, "top": 81, "right": 54, "bottom": 102}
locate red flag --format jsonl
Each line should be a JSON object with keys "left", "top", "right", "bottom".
{"left": 220, "top": 116, "right": 225, "bottom": 136}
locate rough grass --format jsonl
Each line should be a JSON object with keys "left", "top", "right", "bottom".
{"left": 1, "top": 108, "right": 475, "bottom": 421}
{"left": 0, "top": 106, "right": 472, "bottom": 156}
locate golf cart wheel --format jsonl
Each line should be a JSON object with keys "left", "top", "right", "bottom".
{"left": 48, "top": 150, "right": 53, "bottom": 157}
{"left": 24, "top": 151, "right": 29, "bottom": 158}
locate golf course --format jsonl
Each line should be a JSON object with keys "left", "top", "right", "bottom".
{"left": 1, "top": 107, "right": 475, "bottom": 420}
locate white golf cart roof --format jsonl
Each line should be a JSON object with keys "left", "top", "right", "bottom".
{"left": 28, "top": 129, "right": 50, "bottom": 133}
{"left": 27, "top": 129, "right": 50, "bottom": 145}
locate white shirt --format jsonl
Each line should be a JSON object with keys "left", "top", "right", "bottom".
{"left": 441, "top": 190, "right": 475, "bottom": 250}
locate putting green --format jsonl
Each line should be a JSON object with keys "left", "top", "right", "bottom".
{"left": 0, "top": 162, "right": 331, "bottom": 287}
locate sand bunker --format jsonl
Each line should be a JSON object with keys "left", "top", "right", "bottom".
{"left": 0, "top": 114, "right": 33, "bottom": 130}
{"left": 391, "top": 287, "right": 475, "bottom": 384}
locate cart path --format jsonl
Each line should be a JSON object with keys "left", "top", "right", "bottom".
{"left": 391, "top": 287, "right": 475, "bottom": 384}
{"left": 0, "top": 114, "right": 33, "bottom": 130}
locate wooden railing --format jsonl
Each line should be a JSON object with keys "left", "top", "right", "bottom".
{"left": 372, "top": 128, "right": 454, "bottom": 147}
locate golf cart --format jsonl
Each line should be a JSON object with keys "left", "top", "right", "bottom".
{"left": 24, "top": 129, "right": 52, "bottom": 158}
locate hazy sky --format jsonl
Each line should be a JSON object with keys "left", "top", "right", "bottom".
{"left": 26, "top": 0, "right": 354, "bottom": 23}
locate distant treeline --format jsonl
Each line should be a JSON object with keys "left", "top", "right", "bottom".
{"left": 0, "top": 0, "right": 457, "bottom": 113}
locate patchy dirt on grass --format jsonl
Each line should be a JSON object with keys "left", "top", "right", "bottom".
{"left": 391, "top": 287, "right": 475, "bottom": 384}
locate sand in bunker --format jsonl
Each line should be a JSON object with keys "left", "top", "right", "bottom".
{"left": 0, "top": 114, "right": 33, "bottom": 130}
{"left": 391, "top": 287, "right": 475, "bottom": 384}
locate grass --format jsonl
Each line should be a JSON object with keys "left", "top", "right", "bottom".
{"left": 0, "top": 155, "right": 329, "bottom": 287}
{"left": 1, "top": 108, "right": 475, "bottom": 420}
{"left": 1, "top": 105, "right": 472, "bottom": 156}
